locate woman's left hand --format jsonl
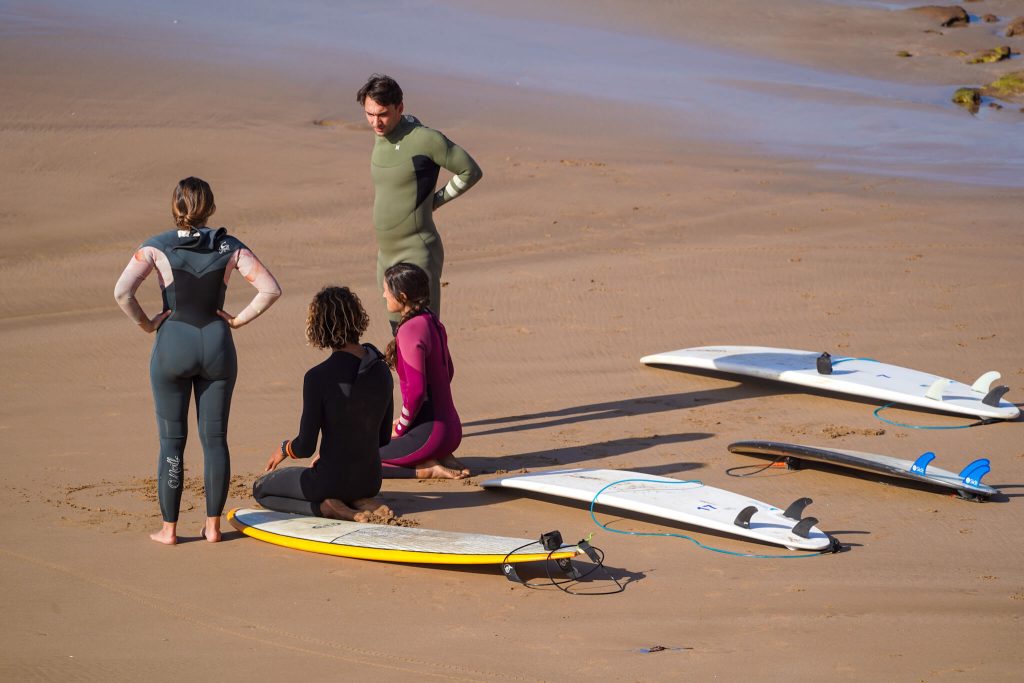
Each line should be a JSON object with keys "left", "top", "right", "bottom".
{"left": 265, "top": 445, "right": 286, "bottom": 472}
{"left": 217, "top": 310, "right": 245, "bottom": 328}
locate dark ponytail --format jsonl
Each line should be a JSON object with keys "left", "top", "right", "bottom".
{"left": 383, "top": 262, "right": 431, "bottom": 368}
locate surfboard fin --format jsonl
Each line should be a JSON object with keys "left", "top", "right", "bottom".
{"left": 502, "top": 563, "right": 523, "bottom": 584}
{"left": 982, "top": 385, "right": 1009, "bottom": 407}
{"left": 816, "top": 352, "right": 833, "bottom": 375}
{"left": 910, "top": 451, "right": 936, "bottom": 476}
{"left": 733, "top": 505, "right": 757, "bottom": 529}
{"left": 783, "top": 497, "right": 813, "bottom": 521}
{"left": 958, "top": 458, "right": 991, "bottom": 487}
{"left": 970, "top": 371, "right": 1001, "bottom": 394}
{"left": 925, "top": 379, "right": 950, "bottom": 401}
{"left": 792, "top": 517, "right": 818, "bottom": 539}
{"left": 556, "top": 557, "right": 582, "bottom": 579}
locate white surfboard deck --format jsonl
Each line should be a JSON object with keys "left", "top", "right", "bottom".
{"left": 481, "top": 469, "right": 832, "bottom": 551}
{"left": 641, "top": 345, "right": 1018, "bottom": 420}
{"left": 727, "top": 441, "right": 999, "bottom": 500}
{"left": 228, "top": 508, "right": 578, "bottom": 565}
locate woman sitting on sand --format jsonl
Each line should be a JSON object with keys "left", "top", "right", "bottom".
{"left": 114, "top": 177, "right": 281, "bottom": 544}
{"left": 255, "top": 286, "right": 395, "bottom": 521}
{"left": 379, "top": 262, "right": 469, "bottom": 479}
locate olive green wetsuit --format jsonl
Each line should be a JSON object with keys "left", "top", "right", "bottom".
{"left": 371, "top": 114, "right": 482, "bottom": 326}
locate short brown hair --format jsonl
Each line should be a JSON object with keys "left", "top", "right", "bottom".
{"left": 356, "top": 74, "right": 403, "bottom": 106}
{"left": 171, "top": 177, "right": 216, "bottom": 229}
{"left": 306, "top": 286, "right": 370, "bottom": 349}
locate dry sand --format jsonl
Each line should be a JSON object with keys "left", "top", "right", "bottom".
{"left": 1, "top": 1, "right": 1022, "bottom": 681}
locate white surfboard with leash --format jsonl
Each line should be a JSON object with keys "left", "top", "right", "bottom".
{"left": 228, "top": 508, "right": 580, "bottom": 565}
{"left": 481, "top": 468, "right": 837, "bottom": 552}
{"left": 641, "top": 345, "right": 1019, "bottom": 420}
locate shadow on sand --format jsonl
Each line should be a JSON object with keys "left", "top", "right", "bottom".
{"left": 463, "top": 381, "right": 774, "bottom": 438}
{"left": 461, "top": 432, "right": 714, "bottom": 472}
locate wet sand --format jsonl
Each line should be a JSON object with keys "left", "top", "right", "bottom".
{"left": 2, "top": 1, "right": 1023, "bottom": 681}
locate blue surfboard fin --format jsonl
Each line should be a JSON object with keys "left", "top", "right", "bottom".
{"left": 959, "top": 458, "right": 991, "bottom": 487}
{"left": 910, "top": 451, "right": 936, "bottom": 476}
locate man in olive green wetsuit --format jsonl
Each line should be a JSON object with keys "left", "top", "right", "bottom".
{"left": 357, "top": 74, "right": 483, "bottom": 329}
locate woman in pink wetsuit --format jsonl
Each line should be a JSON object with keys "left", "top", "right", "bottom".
{"left": 380, "top": 262, "right": 469, "bottom": 479}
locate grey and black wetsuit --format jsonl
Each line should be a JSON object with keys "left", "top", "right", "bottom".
{"left": 114, "top": 227, "right": 281, "bottom": 522}
{"left": 253, "top": 345, "right": 394, "bottom": 515}
{"left": 371, "top": 114, "right": 482, "bottom": 327}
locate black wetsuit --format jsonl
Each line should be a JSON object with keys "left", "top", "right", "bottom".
{"left": 253, "top": 345, "right": 394, "bottom": 515}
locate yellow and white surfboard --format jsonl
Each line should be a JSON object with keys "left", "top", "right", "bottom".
{"left": 228, "top": 508, "right": 579, "bottom": 565}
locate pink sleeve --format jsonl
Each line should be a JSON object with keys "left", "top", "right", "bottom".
{"left": 113, "top": 248, "right": 156, "bottom": 323}
{"left": 231, "top": 248, "right": 282, "bottom": 325}
{"left": 394, "top": 317, "right": 431, "bottom": 437}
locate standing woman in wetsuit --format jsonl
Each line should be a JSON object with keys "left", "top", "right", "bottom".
{"left": 114, "top": 177, "right": 281, "bottom": 545}
{"left": 379, "top": 262, "right": 469, "bottom": 479}
{"left": 254, "top": 286, "right": 394, "bottom": 521}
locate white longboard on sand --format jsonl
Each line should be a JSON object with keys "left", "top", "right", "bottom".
{"left": 727, "top": 441, "right": 999, "bottom": 501}
{"left": 228, "top": 508, "right": 579, "bottom": 565}
{"left": 641, "top": 345, "right": 1018, "bottom": 420}
{"left": 481, "top": 469, "right": 834, "bottom": 551}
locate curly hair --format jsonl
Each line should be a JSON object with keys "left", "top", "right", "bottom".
{"left": 171, "top": 177, "right": 216, "bottom": 229}
{"left": 305, "top": 286, "right": 370, "bottom": 349}
{"left": 383, "top": 262, "right": 431, "bottom": 367}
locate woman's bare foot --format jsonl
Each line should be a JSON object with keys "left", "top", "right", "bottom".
{"left": 320, "top": 498, "right": 370, "bottom": 522}
{"left": 150, "top": 522, "right": 177, "bottom": 545}
{"left": 439, "top": 455, "right": 471, "bottom": 477}
{"left": 414, "top": 460, "right": 469, "bottom": 480}
{"left": 201, "top": 517, "right": 222, "bottom": 543}
{"left": 351, "top": 498, "right": 394, "bottom": 518}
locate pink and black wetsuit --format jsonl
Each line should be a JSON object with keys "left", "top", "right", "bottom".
{"left": 380, "top": 309, "right": 462, "bottom": 469}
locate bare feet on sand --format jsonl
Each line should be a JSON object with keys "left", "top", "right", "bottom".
{"left": 351, "top": 498, "right": 394, "bottom": 519}
{"left": 201, "top": 517, "right": 222, "bottom": 543}
{"left": 414, "top": 459, "right": 469, "bottom": 479}
{"left": 320, "top": 498, "right": 371, "bottom": 522}
{"left": 439, "top": 455, "right": 471, "bottom": 477}
{"left": 150, "top": 522, "right": 177, "bottom": 545}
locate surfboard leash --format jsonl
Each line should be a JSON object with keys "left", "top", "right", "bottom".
{"left": 500, "top": 535, "right": 625, "bottom": 595}
{"left": 872, "top": 402, "right": 1000, "bottom": 430}
{"left": 589, "top": 479, "right": 842, "bottom": 559}
{"left": 726, "top": 457, "right": 790, "bottom": 478}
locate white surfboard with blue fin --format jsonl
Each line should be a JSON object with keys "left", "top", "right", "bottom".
{"left": 641, "top": 345, "right": 1019, "bottom": 420}
{"left": 727, "top": 441, "right": 999, "bottom": 501}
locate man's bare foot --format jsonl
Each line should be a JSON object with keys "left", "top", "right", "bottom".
{"left": 414, "top": 460, "right": 469, "bottom": 480}
{"left": 439, "top": 455, "right": 471, "bottom": 476}
{"left": 150, "top": 522, "right": 177, "bottom": 545}
{"left": 201, "top": 517, "right": 222, "bottom": 543}
{"left": 351, "top": 498, "right": 394, "bottom": 518}
{"left": 320, "top": 498, "right": 367, "bottom": 521}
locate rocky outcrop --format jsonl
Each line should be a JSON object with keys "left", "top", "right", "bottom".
{"left": 982, "top": 71, "right": 1024, "bottom": 102}
{"left": 967, "top": 46, "right": 1012, "bottom": 64}
{"left": 951, "top": 87, "right": 981, "bottom": 113}
{"left": 908, "top": 6, "right": 970, "bottom": 27}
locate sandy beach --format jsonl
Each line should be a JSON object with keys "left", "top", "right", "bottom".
{"left": 2, "top": 0, "right": 1022, "bottom": 680}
